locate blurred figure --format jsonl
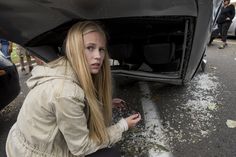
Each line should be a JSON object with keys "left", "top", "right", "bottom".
{"left": 209, "top": 0, "right": 235, "bottom": 49}
{"left": 15, "top": 43, "right": 33, "bottom": 72}
{"left": 0, "top": 39, "right": 12, "bottom": 61}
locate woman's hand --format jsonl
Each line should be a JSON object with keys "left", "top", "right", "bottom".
{"left": 112, "top": 98, "right": 126, "bottom": 110}
{"left": 125, "top": 113, "right": 141, "bottom": 129}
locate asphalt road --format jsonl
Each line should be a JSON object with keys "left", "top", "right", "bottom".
{"left": 147, "top": 40, "right": 236, "bottom": 157}
{"left": 0, "top": 39, "right": 235, "bottom": 157}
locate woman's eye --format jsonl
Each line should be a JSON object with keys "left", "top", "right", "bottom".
{"left": 99, "top": 48, "right": 105, "bottom": 53}
{"left": 87, "top": 46, "right": 94, "bottom": 51}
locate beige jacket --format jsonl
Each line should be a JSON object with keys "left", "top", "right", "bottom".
{"left": 6, "top": 59, "right": 128, "bottom": 157}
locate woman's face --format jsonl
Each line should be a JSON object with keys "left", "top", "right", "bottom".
{"left": 83, "top": 31, "right": 106, "bottom": 74}
{"left": 224, "top": 0, "right": 229, "bottom": 5}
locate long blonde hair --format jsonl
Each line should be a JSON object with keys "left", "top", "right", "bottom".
{"left": 65, "top": 21, "right": 112, "bottom": 143}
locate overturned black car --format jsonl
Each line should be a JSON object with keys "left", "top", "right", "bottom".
{"left": 0, "top": 0, "right": 222, "bottom": 85}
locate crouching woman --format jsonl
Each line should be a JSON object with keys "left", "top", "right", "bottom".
{"left": 6, "top": 21, "right": 141, "bottom": 157}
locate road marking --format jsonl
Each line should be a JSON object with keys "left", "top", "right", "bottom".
{"left": 139, "top": 82, "right": 173, "bottom": 157}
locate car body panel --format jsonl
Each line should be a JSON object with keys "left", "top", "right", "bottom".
{"left": 0, "top": 51, "right": 20, "bottom": 109}
{"left": 0, "top": 0, "right": 221, "bottom": 85}
{"left": 227, "top": 17, "right": 236, "bottom": 36}
{"left": 184, "top": 0, "right": 215, "bottom": 82}
{"left": 0, "top": 0, "right": 197, "bottom": 45}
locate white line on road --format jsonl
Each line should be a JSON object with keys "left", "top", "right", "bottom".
{"left": 139, "top": 82, "right": 173, "bottom": 157}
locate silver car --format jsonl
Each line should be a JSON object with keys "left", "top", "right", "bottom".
{"left": 227, "top": 17, "right": 236, "bottom": 36}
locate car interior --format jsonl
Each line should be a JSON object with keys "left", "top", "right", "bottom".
{"left": 104, "top": 16, "right": 195, "bottom": 78}
{"left": 25, "top": 16, "right": 195, "bottom": 80}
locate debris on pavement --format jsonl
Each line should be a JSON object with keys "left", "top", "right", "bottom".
{"left": 226, "top": 120, "right": 236, "bottom": 128}
{"left": 160, "top": 73, "right": 222, "bottom": 148}
{"left": 113, "top": 103, "right": 170, "bottom": 157}
{"left": 207, "top": 103, "right": 218, "bottom": 111}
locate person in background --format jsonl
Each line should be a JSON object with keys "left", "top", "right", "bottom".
{"left": 15, "top": 43, "right": 33, "bottom": 73}
{"left": 6, "top": 21, "right": 141, "bottom": 157}
{"left": 0, "top": 39, "right": 12, "bottom": 61}
{"left": 209, "top": 0, "right": 235, "bottom": 49}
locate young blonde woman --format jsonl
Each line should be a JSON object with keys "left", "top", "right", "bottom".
{"left": 6, "top": 21, "right": 141, "bottom": 157}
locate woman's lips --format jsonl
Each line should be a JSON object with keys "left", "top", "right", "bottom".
{"left": 91, "top": 63, "right": 100, "bottom": 69}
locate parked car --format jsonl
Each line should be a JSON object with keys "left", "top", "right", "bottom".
{"left": 0, "top": 0, "right": 221, "bottom": 85}
{"left": 0, "top": 51, "right": 20, "bottom": 109}
{"left": 227, "top": 17, "right": 236, "bottom": 36}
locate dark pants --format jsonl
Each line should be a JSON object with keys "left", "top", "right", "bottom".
{"left": 210, "top": 21, "right": 232, "bottom": 43}
{"left": 85, "top": 147, "right": 121, "bottom": 157}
